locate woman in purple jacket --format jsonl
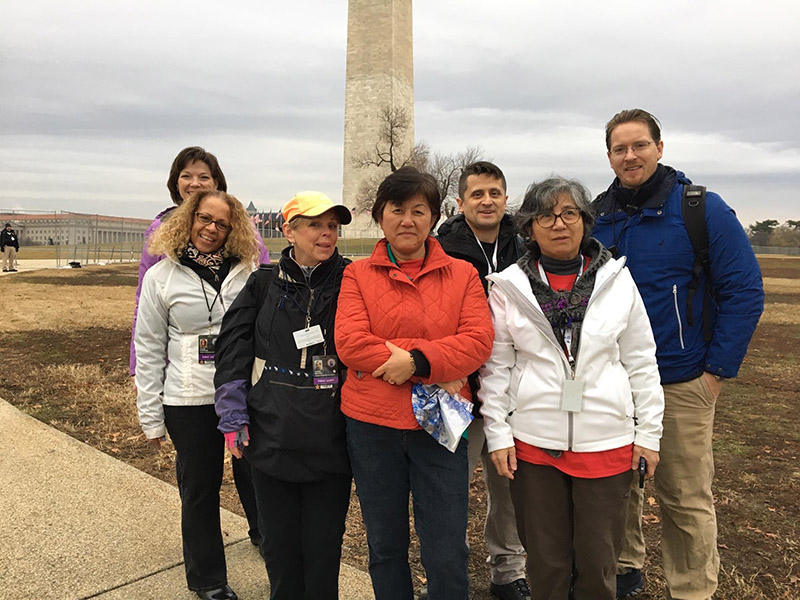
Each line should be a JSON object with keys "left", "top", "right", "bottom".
{"left": 130, "top": 146, "right": 267, "bottom": 550}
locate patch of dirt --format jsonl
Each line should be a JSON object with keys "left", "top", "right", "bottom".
{"left": 1, "top": 261, "right": 798, "bottom": 599}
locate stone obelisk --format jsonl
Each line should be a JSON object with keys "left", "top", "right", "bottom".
{"left": 342, "top": 0, "right": 414, "bottom": 213}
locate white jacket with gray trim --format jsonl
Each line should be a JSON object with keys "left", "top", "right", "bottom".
{"left": 134, "top": 257, "right": 253, "bottom": 439}
{"left": 479, "top": 256, "right": 664, "bottom": 455}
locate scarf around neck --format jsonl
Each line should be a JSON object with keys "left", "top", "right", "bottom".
{"left": 519, "top": 238, "right": 611, "bottom": 361}
{"left": 183, "top": 241, "right": 225, "bottom": 272}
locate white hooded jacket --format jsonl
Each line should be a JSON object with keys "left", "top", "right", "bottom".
{"left": 479, "top": 255, "right": 664, "bottom": 455}
{"left": 134, "top": 257, "right": 252, "bottom": 439}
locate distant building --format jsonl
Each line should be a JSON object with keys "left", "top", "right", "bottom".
{"left": 0, "top": 212, "right": 150, "bottom": 246}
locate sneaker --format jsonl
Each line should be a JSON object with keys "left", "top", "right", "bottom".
{"left": 490, "top": 578, "right": 531, "bottom": 600}
{"left": 616, "top": 569, "right": 644, "bottom": 599}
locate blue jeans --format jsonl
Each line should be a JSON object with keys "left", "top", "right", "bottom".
{"left": 346, "top": 417, "right": 470, "bottom": 600}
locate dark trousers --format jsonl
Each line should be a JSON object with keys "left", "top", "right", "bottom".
{"left": 251, "top": 468, "right": 352, "bottom": 600}
{"left": 510, "top": 462, "right": 630, "bottom": 600}
{"left": 346, "top": 417, "right": 470, "bottom": 600}
{"left": 231, "top": 454, "right": 261, "bottom": 543}
{"left": 164, "top": 404, "right": 228, "bottom": 592}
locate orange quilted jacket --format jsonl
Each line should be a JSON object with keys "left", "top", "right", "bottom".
{"left": 335, "top": 237, "right": 494, "bottom": 429}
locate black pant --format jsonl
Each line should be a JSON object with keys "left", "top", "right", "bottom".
{"left": 251, "top": 468, "right": 352, "bottom": 600}
{"left": 231, "top": 454, "right": 261, "bottom": 543}
{"left": 164, "top": 404, "right": 228, "bottom": 592}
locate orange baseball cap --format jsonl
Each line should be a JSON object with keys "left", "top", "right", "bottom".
{"left": 282, "top": 191, "right": 352, "bottom": 225}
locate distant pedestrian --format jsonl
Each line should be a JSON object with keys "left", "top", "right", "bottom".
{"left": 1, "top": 223, "right": 19, "bottom": 272}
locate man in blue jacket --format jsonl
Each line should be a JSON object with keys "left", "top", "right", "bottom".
{"left": 591, "top": 109, "right": 763, "bottom": 600}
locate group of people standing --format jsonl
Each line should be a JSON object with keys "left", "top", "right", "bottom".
{"left": 132, "top": 107, "right": 764, "bottom": 600}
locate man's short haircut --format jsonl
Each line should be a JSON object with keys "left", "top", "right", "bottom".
{"left": 514, "top": 176, "right": 595, "bottom": 245}
{"left": 458, "top": 161, "right": 507, "bottom": 199}
{"left": 166, "top": 146, "right": 228, "bottom": 205}
{"left": 372, "top": 166, "right": 441, "bottom": 230}
{"left": 605, "top": 109, "right": 662, "bottom": 150}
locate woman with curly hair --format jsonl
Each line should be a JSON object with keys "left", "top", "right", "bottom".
{"left": 135, "top": 190, "right": 260, "bottom": 600}
{"left": 129, "top": 147, "right": 266, "bottom": 555}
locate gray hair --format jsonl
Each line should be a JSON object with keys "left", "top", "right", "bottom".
{"left": 514, "top": 176, "right": 595, "bottom": 245}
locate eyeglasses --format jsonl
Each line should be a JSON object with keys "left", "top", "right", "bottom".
{"left": 194, "top": 212, "right": 231, "bottom": 232}
{"left": 609, "top": 140, "right": 654, "bottom": 157}
{"left": 534, "top": 208, "right": 582, "bottom": 228}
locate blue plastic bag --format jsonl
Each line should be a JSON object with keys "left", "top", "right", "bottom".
{"left": 411, "top": 383, "right": 474, "bottom": 452}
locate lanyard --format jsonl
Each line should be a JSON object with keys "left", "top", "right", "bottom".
{"left": 473, "top": 232, "right": 498, "bottom": 274}
{"left": 199, "top": 278, "right": 223, "bottom": 329}
{"left": 537, "top": 257, "right": 584, "bottom": 368}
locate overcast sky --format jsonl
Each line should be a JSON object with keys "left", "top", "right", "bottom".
{"left": 2, "top": 0, "right": 798, "bottom": 228}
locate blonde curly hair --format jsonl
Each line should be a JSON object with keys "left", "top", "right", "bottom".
{"left": 147, "top": 190, "right": 260, "bottom": 265}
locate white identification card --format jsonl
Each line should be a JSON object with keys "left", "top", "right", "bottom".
{"left": 292, "top": 324, "right": 324, "bottom": 349}
{"left": 560, "top": 379, "right": 585, "bottom": 413}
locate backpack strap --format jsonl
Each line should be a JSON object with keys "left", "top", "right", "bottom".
{"left": 681, "top": 185, "right": 713, "bottom": 343}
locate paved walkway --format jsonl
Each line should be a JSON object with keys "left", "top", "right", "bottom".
{"left": 0, "top": 399, "right": 374, "bottom": 600}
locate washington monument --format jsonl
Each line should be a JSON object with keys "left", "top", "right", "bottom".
{"left": 342, "top": 0, "right": 414, "bottom": 210}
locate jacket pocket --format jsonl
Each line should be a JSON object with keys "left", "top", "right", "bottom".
{"left": 672, "top": 284, "right": 685, "bottom": 350}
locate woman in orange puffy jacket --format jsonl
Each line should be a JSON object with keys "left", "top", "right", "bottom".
{"left": 335, "top": 166, "right": 494, "bottom": 600}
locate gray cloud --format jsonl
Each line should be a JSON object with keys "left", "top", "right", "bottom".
{"left": 1, "top": 0, "right": 797, "bottom": 229}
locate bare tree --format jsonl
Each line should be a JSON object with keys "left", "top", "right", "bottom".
{"left": 356, "top": 106, "right": 413, "bottom": 173}
{"left": 354, "top": 105, "right": 486, "bottom": 216}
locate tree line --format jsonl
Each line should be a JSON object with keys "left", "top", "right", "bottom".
{"left": 747, "top": 220, "right": 800, "bottom": 247}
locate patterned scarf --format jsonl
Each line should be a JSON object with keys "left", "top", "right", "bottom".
{"left": 518, "top": 238, "right": 611, "bottom": 361}
{"left": 183, "top": 241, "right": 225, "bottom": 273}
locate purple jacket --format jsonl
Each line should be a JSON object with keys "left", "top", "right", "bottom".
{"left": 129, "top": 206, "right": 271, "bottom": 375}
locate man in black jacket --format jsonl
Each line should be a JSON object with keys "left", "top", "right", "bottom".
{"left": 1, "top": 223, "right": 19, "bottom": 272}
{"left": 437, "top": 162, "right": 529, "bottom": 600}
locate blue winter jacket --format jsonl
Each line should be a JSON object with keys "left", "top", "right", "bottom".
{"left": 592, "top": 168, "right": 763, "bottom": 385}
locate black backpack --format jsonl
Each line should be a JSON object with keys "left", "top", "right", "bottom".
{"left": 682, "top": 184, "right": 713, "bottom": 343}
{"left": 593, "top": 184, "right": 714, "bottom": 343}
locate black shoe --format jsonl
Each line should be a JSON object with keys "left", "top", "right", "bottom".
{"left": 616, "top": 569, "right": 643, "bottom": 599}
{"left": 9, "top": 268, "right": 17, "bottom": 272}
{"left": 491, "top": 578, "right": 531, "bottom": 600}
{"left": 195, "top": 584, "right": 238, "bottom": 600}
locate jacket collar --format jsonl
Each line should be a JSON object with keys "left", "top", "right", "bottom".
{"left": 370, "top": 236, "right": 453, "bottom": 275}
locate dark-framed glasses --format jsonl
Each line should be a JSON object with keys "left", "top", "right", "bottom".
{"left": 534, "top": 208, "right": 582, "bottom": 228}
{"left": 610, "top": 140, "right": 654, "bottom": 157}
{"left": 194, "top": 212, "right": 231, "bottom": 232}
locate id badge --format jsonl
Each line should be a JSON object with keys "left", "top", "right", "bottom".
{"left": 292, "top": 324, "right": 324, "bottom": 349}
{"left": 312, "top": 354, "right": 339, "bottom": 389}
{"left": 198, "top": 335, "right": 217, "bottom": 364}
{"left": 560, "top": 378, "right": 585, "bottom": 413}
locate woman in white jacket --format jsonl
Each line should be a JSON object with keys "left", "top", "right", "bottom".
{"left": 135, "top": 190, "right": 260, "bottom": 600}
{"left": 479, "top": 177, "right": 664, "bottom": 600}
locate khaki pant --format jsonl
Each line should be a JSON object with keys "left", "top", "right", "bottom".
{"left": 617, "top": 376, "right": 720, "bottom": 600}
{"left": 3, "top": 246, "right": 16, "bottom": 270}
{"left": 468, "top": 418, "right": 527, "bottom": 585}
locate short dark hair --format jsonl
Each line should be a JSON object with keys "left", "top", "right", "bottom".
{"left": 458, "top": 161, "right": 506, "bottom": 199}
{"left": 372, "top": 166, "right": 441, "bottom": 230}
{"left": 514, "top": 176, "right": 595, "bottom": 245}
{"left": 166, "top": 146, "right": 228, "bottom": 205}
{"left": 605, "top": 109, "right": 662, "bottom": 150}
